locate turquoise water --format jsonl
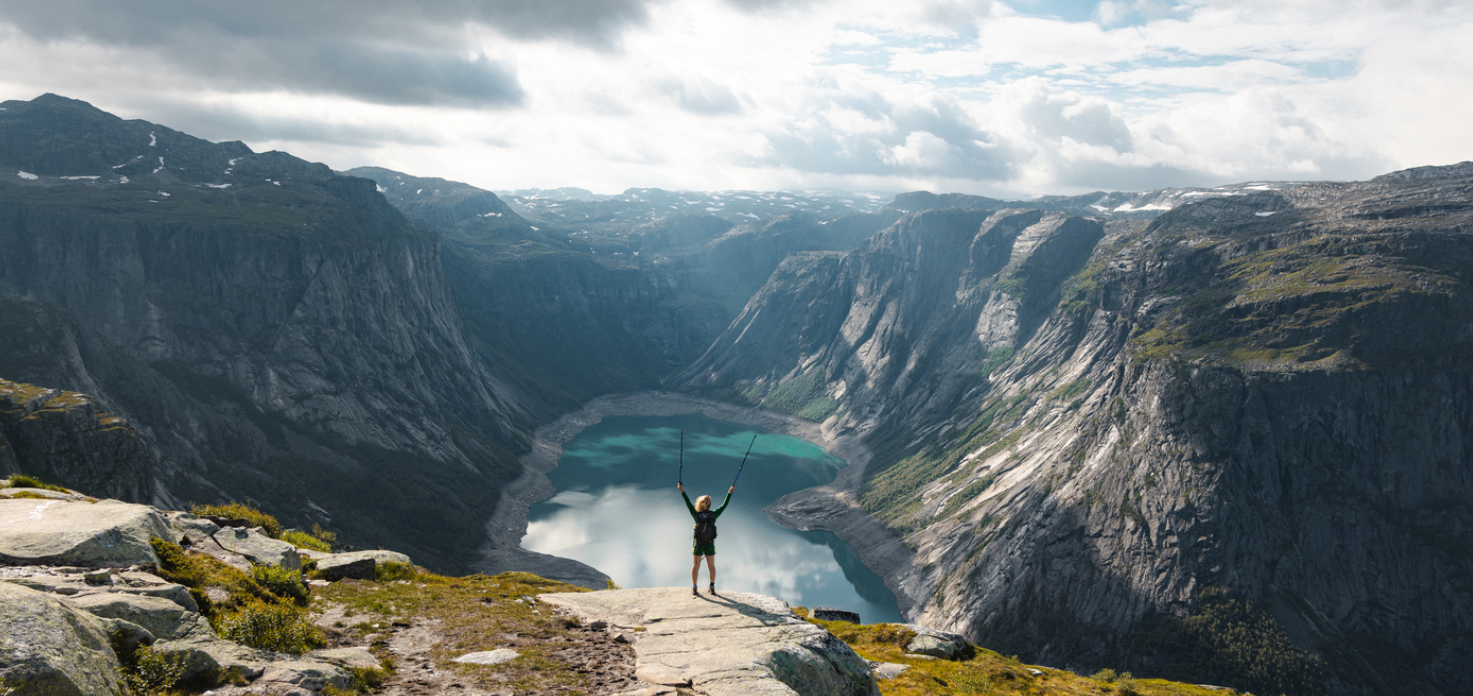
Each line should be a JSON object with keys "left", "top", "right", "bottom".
{"left": 521, "top": 414, "right": 903, "bottom": 623}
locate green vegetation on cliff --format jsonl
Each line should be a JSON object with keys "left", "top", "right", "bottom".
{"left": 799, "top": 610, "right": 1239, "bottom": 696}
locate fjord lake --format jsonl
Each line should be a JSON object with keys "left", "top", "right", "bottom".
{"left": 521, "top": 414, "right": 903, "bottom": 623}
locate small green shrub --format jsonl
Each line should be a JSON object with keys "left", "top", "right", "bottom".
{"left": 188, "top": 588, "right": 214, "bottom": 618}
{"left": 311, "top": 524, "right": 338, "bottom": 546}
{"left": 189, "top": 502, "right": 283, "bottom": 538}
{"left": 605, "top": 578, "right": 623, "bottom": 590}
{"left": 280, "top": 529, "right": 331, "bottom": 552}
{"left": 349, "top": 666, "right": 389, "bottom": 691}
{"left": 8, "top": 474, "right": 68, "bottom": 493}
{"left": 120, "top": 645, "right": 187, "bottom": 695}
{"left": 375, "top": 561, "right": 417, "bottom": 582}
{"left": 251, "top": 564, "right": 308, "bottom": 606}
{"left": 149, "top": 537, "right": 272, "bottom": 611}
{"left": 1092, "top": 668, "right": 1120, "bottom": 682}
{"left": 214, "top": 598, "right": 325, "bottom": 655}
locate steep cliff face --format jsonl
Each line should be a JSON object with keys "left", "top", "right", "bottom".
{"left": 681, "top": 164, "right": 1473, "bottom": 696}
{"left": 682, "top": 208, "right": 1103, "bottom": 431}
{"left": 0, "top": 378, "right": 152, "bottom": 501}
{"left": 348, "top": 167, "right": 721, "bottom": 412}
{"left": 351, "top": 167, "right": 898, "bottom": 413}
{"left": 0, "top": 95, "right": 529, "bottom": 572}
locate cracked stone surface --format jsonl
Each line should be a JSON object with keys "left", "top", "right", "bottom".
{"left": 540, "top": 587, "right": 879, "bottom": 696}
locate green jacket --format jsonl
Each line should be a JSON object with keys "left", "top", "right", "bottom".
{"left": 682, "top": 490, "right": 732, "bottom": 522}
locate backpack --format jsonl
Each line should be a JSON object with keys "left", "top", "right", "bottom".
{"left": 693, "top": 510, "right": 718, "bottom": 544}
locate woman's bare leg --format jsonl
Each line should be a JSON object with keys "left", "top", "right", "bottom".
{"left": 705, "top": 556, "right": 717, "bottom": 590}
{"left": 691, "top": 555, "right": 702, "bottom": 586}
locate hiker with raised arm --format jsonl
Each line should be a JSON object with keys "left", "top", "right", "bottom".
{"left": 679, "top": 481, "right": 733, "bottom": 596}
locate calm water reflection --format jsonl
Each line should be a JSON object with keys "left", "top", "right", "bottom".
{"left": 522, "top": 414, "right": 903, "bottom": 623}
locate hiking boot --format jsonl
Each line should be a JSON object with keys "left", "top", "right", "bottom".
{"left": 709, "top": 583, "right": 718, "bottom": 596}
{"left": 691, "top": 586, "right": 699, "bottom": 596}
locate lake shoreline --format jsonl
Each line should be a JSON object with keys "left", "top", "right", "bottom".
{"left": 472, "top": 391, "right": 918, "bottom": 618}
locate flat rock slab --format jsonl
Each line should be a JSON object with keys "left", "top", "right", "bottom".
{"left": 314, "top": 549, "right": 411, "bottom": 580}
{"left": 0, "top": 499, "right": 172, "bottom": 567}
{"left": 212, "top": 527, "right": 301, "bottom": 570}
{"left": 67, "top": 591, "right": 202, "bottom": 640}
{"left": 308, "top": 646, "right": 382, "bottom": 670}
{"left": 541, "top": 587, "right": 879, "bottom": 696}
{"left": 453, "top": 648, "right": 520, "bottom": 665}
{"left": 870, "top": 662, "right": 908, "bottom": 680}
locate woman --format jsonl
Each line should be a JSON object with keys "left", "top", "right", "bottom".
{"left": 678, "top": 481, "right": 733, "bottom": 596}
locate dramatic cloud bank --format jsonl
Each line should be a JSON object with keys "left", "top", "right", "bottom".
{"left": 1, "top": 0, "right": 1469, "bottom": 196}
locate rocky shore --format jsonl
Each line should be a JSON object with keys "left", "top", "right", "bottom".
{"left": 470, "top": 391, "right": 917, "bottom": 617}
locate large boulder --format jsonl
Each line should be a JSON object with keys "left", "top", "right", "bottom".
{"left": 542, "top": 587, "right": 879, "bottom": 696}
{"left": 68, "top": 591, "right": 206, "bottom": 640}
{"left": 314, "top": 549, "right": 411, "bottom": 580}
{"left": 151, "top": 627, "right": 350, "bottom": 692}
{"left": 211, "top": 527, "right": 301, "bottom": 570}
{"left": 0, "top": 582, "right": 125, "bottom": 695}
{"left": 901, "top": 625, "right": 973, "bottom": 660}
{"left": 1, "top": 567, "right": 198, "bottom": 612}
{"left": 0, "top": 498, "right": 171, "bottom": 567}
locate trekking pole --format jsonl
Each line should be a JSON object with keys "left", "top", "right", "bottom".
{"left": 731, "top": 435, "right": 757, "bottom": 486}
{"left": 678, "top": 430, "right": 684, "bottom": 485}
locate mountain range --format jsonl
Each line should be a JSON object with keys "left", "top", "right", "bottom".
{"left": 0, "top": 93, "right": 1467, "bottom": 696}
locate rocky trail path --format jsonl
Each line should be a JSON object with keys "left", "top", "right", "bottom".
{"left": 541, "top": 587, "right": 879, "bottom": 696}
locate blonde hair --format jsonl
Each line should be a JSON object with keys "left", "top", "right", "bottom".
{"left": 696, "top": 495, "right": 712, "bottom": 512}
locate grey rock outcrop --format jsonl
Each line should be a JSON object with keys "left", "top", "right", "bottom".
{"left": 0, "top": 378, "right": 153, "bottom": 502}
{"left": 541, "top": 587, "right": 879, "bottom": 696}
{"left": 310, "top": 549, "right": 410, "bottom": 580}
{"left": 0, "top": 94, "right": 531, "bottom": 575}
{"left": 452, "top": 649, "right": 520, "bottom": 666}
{"left": 211, "top": 527, "right": 301, "bottom": 571}
{"left": 0, "top": 498, "right": 171, "bottom": 567}
{"left": 0, "top": 581, "right": 125, "bottom": 695}
{"left": 0, "top": 566, "right": 197, "bottom": 611}
{"left": 307, "top": 647, "right": 381, "bottom": 670}
{"left": 67, "top": 591, "right": 204, "bottom": 640}
{"left": 905, "top": 630, "right": 971, "bottom": 660}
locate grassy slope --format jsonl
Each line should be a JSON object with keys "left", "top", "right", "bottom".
{"left": 311, "top": 563, "right": 1230, "bottom": 696}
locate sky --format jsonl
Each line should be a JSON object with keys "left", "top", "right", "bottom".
{"left": 0, "top": 0, "right": 1470, "bottom": 198}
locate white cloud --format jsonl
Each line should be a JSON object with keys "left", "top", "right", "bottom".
{"left": 1, "top": 0, "right": 1470, "bottom": 196}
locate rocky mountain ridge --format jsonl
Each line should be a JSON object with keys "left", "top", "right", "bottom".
{"left": 680, "top": 163, "right": 1473, "bottom": 696}
{"left": 2, "top": 93, "right": 1468, "bottom": 696}
{"left": 0, "top": 94, "right": 531, "bottom": 572}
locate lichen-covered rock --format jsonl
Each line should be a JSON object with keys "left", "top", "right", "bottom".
{"left": 542, "top": 587, "right": 879, "bottom": 696}
{"left": 0, "top": 498, "right": 171, "bottom": 567}
{"left": 150, "top": 624, "right": 274, "bottom": 689}
{"left": 0, "top": 581, "right": 125, "bottom": 695}
{"left": 67, "top": 591, "right": 204, "bottom": 640}
{"left": 211, "top": 527, "right": 301, "bottom": 571}
{"left": 151, "top": 625, "right": 351, "bottom": 693}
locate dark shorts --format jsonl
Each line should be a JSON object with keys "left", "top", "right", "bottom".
{"left": 692, "top": 542, "right": 716, "bottom": 556}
